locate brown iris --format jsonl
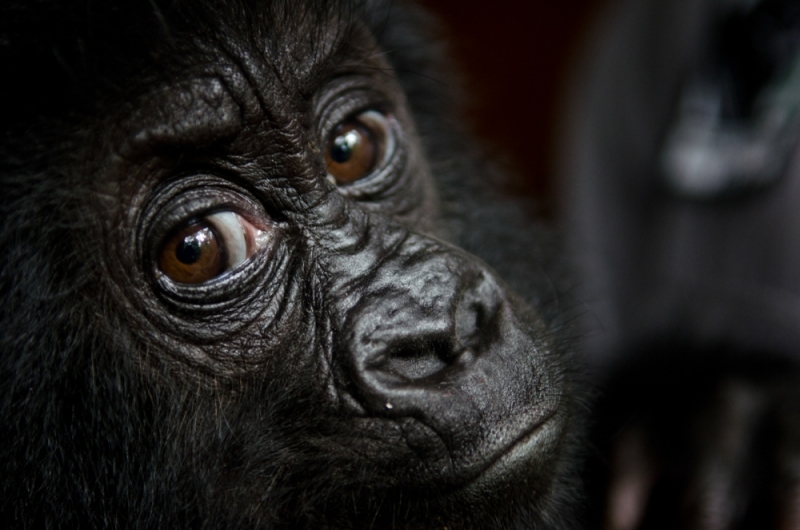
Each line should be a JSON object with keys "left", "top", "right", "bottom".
{"left": 158, "top": 223, "right": 223, "bottom": 284}
{"left": 325, "top": 121, "right": 378, "bottom": 184}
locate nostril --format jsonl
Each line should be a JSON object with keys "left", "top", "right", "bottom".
{"left": 360, "top": 273, "right": 503, "bottom": 386}
{"left": 374, "top": 335, "right": 457, "bottom": 381}
{"left": 455, "top": 301, "right": 487, "bottom": 350}
{"left": 455, "top": 275, "right": 502, "bottom": 352}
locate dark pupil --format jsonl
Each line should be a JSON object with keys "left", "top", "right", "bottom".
{"left": 176, "top": 236, "right": 202, "bottom": 264}
{"left": 330, "top": 130, "right": 359, "bottom": 163}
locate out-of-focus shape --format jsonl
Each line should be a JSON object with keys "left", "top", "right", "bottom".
{"left": 662, "top": 0, "right": 800, "bottom": 197}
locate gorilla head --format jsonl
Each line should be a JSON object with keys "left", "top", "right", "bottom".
{"left": 0, "top": 1, "right": 581, "bottom": 528}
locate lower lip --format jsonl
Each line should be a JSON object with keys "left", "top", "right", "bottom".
{"left": 461, "top": 415, "right": 561, "bottom": 493}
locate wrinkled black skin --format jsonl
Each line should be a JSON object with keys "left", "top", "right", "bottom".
{"left": 0, "top": 1, "right": 582, "bottom": 528}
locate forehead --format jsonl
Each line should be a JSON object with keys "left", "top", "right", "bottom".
{"left": 136, "top": 1, "right": 379, "bottom": 97}
{"left": 190, "top": 1, "right": 372, "bottom": 85}
{"left": 113, "top": 1, "right": 389, "bottom": 153}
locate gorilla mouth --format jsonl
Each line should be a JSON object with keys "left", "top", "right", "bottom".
{"left": 463, "top": 409, "right": 561, "bottom": 490}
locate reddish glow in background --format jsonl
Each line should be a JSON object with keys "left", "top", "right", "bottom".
{"left": 419, "top": 1, "right": 603, "bottom": 211}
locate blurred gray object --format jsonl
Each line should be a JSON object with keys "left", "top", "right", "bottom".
{"left": 561, "top": 2, "right": 800, "bottom": 528}
{"left": 561, "top": 0, "right": 800, "bottom": 368}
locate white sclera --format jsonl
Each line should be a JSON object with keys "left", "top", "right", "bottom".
{"left": 206, "top": 211, "right": 267, "bottom": 270}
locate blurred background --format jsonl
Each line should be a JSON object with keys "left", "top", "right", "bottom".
{"left": 418, "top": 0, "right": 606, "bottom": 214}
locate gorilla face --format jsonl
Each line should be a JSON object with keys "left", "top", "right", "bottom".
{"left": 0, "top": 1, "right": 580, "bottom": 528}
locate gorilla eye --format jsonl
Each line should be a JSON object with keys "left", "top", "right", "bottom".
{"left": 158, "top": 211, "right": 268, "bottom": 284}
{"left": 325, "top": 110, "right": 395, "bottom": 185}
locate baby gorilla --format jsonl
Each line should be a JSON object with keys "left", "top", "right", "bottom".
{"left": 0, "top": 1, "right": 582, "bottom": 528}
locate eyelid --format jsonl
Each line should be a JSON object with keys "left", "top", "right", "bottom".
{"left": 315, "top": 79, "right": 391, "bottom": 142}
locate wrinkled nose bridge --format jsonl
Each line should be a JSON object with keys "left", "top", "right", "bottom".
{"left": 305, "top": 199, "right": 411, "bottom": 288}
{"left": 339, "top": 235, "right": 508, "bottom": 415}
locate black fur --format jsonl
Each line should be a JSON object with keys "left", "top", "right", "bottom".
{"left": 0, "top": 1, "right": 583, "bottom": 528}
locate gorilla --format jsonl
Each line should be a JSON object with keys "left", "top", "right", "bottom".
{"left": 0, "top": 0, "right": 583, "bottom": 528}
{"left": 562, "top": 0, "right": 800, "bottom": 528}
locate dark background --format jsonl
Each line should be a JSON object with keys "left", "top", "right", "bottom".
{"left": 418, "top": 1, "right": 605, "bottom": 213}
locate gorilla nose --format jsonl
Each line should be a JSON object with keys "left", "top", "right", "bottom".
{"left": 343, "top": 253, "right": 507, "bottom": 416}
{"left": 333, "top": 235, "right": 556, "bottom": 481}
